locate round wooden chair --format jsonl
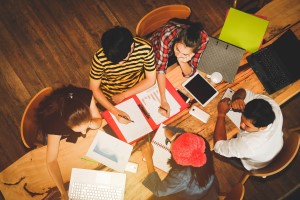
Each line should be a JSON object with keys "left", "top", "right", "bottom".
{"left": 135, "top": 4, "right": 191, "bottom": 37}
{"left": 219, "top": 183, "right": 245, "bottom": 200}
{"left": 20, "top": 87, "right": 53, "bottom": 148}
{"left": 240, "top": 131, "right": 300, "bottom": 183}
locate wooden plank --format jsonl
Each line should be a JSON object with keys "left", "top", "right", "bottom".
{"left": 272, "top": 79, "right": 300, "bottom": 106}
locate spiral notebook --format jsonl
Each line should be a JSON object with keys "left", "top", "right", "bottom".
{"left": 151, "top": 124, "right": 171, "bottom": 173}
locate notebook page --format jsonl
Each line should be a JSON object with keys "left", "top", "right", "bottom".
{"left": 136, "top": 83, "right": 180, "bottom": 125}
{"left": 111, "top": 98, "right": 152, "bottom": 143}
{"left": 151, "top": 124, "right": 171, "bottom": 173}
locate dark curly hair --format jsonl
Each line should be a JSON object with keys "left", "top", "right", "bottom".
{"left": 244, "top": 99, "right": 275, "bottom": 127}
{"left": 101, "top": 26, "right": 134, "bottom": 63}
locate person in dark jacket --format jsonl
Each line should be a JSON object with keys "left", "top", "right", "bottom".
{"left": 141, "top": 126, "right": 218, "bottom": 200}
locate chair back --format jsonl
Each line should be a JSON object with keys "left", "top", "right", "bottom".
{"left": 20, "top": 87, "right": 53, "bottom": 148}
{"left": 135, "top": 4, "right": 191, "bottom": 37}
{"left": 249, "top": 132, "right": 299, "bottom": 177}
{"left": 224, "top": 183, "right": 245, "bottom": 200}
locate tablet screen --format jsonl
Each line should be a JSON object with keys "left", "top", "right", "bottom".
{"left": 182, "top": 73, "right": 219, "bottom": 107}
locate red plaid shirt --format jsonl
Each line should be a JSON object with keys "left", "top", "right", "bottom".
{"left": 149, "top": 21, "right": 209, "bottom": 74}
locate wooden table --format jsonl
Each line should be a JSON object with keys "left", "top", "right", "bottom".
{"left": 1, "top": 0, "right": 299, "bottom": 199}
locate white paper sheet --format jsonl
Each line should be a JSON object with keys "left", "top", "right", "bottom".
{"left": 111, "top": 98, "right": 153, "bottom": 143}
{"left": 136, "top": 83, "right": 180, "bottom": 125}
{"left": 222, "top": 88, "right": 242, "bottom": 128}
{"left": 86, "top": 130, "right": 133, "bottom": 172}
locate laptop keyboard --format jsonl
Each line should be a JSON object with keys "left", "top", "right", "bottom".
{"left": 256, "top": 49, "right": 290, "bottom": 88}
{"left": 69, "top": 182, "right": 123, "bottom": 200}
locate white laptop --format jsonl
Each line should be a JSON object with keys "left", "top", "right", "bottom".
{"left": 68, "top": 168, "right": 126, "bottom": 200}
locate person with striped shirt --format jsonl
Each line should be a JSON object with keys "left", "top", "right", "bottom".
{"left": 149, "top": 19, "right": 209, "bottom": 118}
{"left": 90, "top": 26, "right": 156, "bottom": 124}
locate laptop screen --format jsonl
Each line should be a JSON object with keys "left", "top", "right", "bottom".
{"left": 68, "top": 168, "right": 126, "bottom": 200}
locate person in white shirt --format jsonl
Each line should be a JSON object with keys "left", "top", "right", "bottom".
{"left": 213, "top": 88, "right": 283, "bottom": 170}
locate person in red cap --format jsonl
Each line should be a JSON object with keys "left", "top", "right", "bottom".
{"left": 141, "top": 126, "right": 218, "bottom": 199}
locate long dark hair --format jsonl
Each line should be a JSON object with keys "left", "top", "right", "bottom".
{"left": 36, "top": 85, "right": 91, "bottom": 131}
{"left": 171, "top": 18, "right": 204, "bottom": 53}
{"left": 168, "top": 135, "right": 214, "bottom": 187}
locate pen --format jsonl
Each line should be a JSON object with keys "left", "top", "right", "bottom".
{"left": 80, "top": 157, "right": 98, "bottom": 163}
{"left": 118, "top": 114, "right": 134, "bottom": 123}
{"left": 159, "top": 106, "right": 168, "bottom": 112}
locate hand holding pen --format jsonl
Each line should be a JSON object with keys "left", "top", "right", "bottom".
{"left": 118, "top": 114, "right": 134, "bottom": 123}
{"left": 158, "top": 101, "right": 170, "bottom": 118}
{"left": 113, "top": 109, "right": 133, "bottom": 124}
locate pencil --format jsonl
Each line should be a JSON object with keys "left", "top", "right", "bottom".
{"left": 118, "top": 114, "right": 134, "bottom": 123}
{"left": 80, "top": 157, "right": 98, "bottom": 163}
{"left": 159, "top": 106, "right": 168, "bottom": 112}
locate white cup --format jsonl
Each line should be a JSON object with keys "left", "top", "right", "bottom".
{"left": 207, "top": 72, "right": 223, "bottom": 84}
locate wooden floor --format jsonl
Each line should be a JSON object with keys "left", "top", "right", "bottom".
{"left": 0, "top": 0, "right": 299, "bottom": 199}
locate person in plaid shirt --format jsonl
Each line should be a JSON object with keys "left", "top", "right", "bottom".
{"left": 149, "top": 19, "right": 209, "bottom": 117}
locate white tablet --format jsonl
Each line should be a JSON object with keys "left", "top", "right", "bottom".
{"left": 182, "top": 73, "right": 219, "bottom": 107}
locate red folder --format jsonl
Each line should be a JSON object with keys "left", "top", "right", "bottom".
{"left": 102, "top": 78, "right": 188, "bottom": 144}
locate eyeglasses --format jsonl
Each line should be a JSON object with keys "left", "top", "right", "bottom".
{"left": 174, "top": 43, "right": 191, "bottom": 58}
{"left": 174, "top": 43, "right": 195, "bottom": 78}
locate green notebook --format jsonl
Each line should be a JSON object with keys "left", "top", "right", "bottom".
{"left": 219, "top": 8, "right": 269, "bottom": 53}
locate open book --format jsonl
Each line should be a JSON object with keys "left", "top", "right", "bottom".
{"left": 102, "top": 79, "right": 188, "bottom": 144}
{"left": 151, "top": 124, "right": 171, "bottom": 173}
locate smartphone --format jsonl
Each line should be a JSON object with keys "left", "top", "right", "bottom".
{"left": 176, "top": 89, "right": 190, "bottom": 103}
